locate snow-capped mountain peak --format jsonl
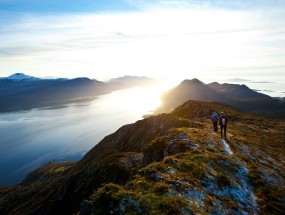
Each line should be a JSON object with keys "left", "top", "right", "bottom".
{"left": 6, "top": 73, "right": 39, "bottom": 80}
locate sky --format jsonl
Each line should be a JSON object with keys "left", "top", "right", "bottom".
{"left": 0, "top": 0, "right": 285, "bottom": 82}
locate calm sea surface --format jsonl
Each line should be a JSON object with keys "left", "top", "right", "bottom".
{"left": 0, "top": 86, "right": 165, "bottom": 186}
{"left": 222, "top": 81, "right": 285, "bottom": 97}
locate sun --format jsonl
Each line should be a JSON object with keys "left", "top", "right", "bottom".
{"left": 125, "top": 83, "right": 174, "bottom": 115}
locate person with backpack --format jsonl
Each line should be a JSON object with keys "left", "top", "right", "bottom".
{"left": 211, "top": 111, "right": 219, "bottom": 132}
{"left": 219, "top": 112, "right": 227, "bottom": 140}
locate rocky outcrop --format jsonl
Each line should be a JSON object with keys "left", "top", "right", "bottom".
{"left": 143, "top": 132, "right": 199, "bottom": 166}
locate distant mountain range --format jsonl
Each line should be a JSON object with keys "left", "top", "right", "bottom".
{"left": 0, "top": 73, "right": 156, "bottom": 112}
{"left": 1, "top": 74, "right": 284, "bottom": 118}
{"left": 107, "top": 75, "right": 156, "bottom": 89}
{"left": 155, "top": 79, "right": 285, "bottom": 118}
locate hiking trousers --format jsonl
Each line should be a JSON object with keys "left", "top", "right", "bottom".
{"left": 221, "top": 125, "right": 227, "bottom": 140}
{"left": 213, "top": 121, "right": 218, "bottom": 132}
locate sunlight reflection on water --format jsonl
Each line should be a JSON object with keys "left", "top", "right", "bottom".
{"left": 0, "top": 84, "right": 172, "bottom": 185}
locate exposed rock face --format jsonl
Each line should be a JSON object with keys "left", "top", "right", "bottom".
{"left": 0, "top": 100, "right": 284, "bottom": 215}
{"left": 143, "top": 132, "right": 199, "bottom": 166}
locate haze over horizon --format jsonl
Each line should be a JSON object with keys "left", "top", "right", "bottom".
{"left": 0, "top": 0, "right": 285, "bottom": 82}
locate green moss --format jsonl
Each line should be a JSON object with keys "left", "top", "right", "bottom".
{"left": 176, "top": 160, "right": 206, "bottom": 180}
{"left": 51, "top": 163, "right": 73, "bottom": 173}
{"left": 139, "top": 193, "right": 189, "bottom": 214}
{"left": 90, "top": 183, "right": 128, "bottom": 206}
{"left": 153, "top": 182, "right": 169, "bottom": 195}
{"left": 90, "top": 182, "right": 190, "bottom": 215}
{"left": 145, "top": 136, "right": 169, "bottom": 152}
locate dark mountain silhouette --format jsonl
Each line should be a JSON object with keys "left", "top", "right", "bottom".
{"left": 155, "top": 79, "right": 285, "bottom": 118}
{"left": 0, "top": 74, "right": 157, "bottom": 112}
{"left": 0, "top": 100, "right": 284, "bottom": 214}
{"left": 0, "top": 77, "right": 110, "bottom": 112}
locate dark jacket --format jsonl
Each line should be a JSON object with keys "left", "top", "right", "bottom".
{"left": 219, "top": 116, "right": 227, "bottom": 126}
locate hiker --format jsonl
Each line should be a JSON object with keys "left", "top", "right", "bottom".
{"left": 211, "top": 111, "right": 219, "bottom": 132}
{"left": 219, "top": 112, "right": 227, "bottom": 140}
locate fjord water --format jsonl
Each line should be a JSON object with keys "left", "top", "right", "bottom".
{"left": 0, "top": 86, "right": 164, "bottom": 186}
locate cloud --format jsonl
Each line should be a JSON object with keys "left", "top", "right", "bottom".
{"left": 0, "top": 3, "right": 285, "bottom": 80}
{"left": 125, "top": 0, "right": 285, "bottom": 10}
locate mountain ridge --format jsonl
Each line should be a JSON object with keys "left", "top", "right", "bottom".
{"left": 156, "top": 79, "right": 284, "bottom": 119}
{"left": 0, "top": 100, "right": 284, "bottom": 215}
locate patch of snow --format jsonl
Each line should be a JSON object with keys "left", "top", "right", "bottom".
{"left": 220, "top": 139, "right": 233, "bottom": 156}
{"left": 5, "top": 73, "right": 39, "bottom": 80}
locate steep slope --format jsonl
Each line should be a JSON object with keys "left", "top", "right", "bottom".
{"left": 0, "top": 101, "right": 284, "bottom": 215}
{"left": 156, "top": 79, "right": 285, "bottom": 119}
